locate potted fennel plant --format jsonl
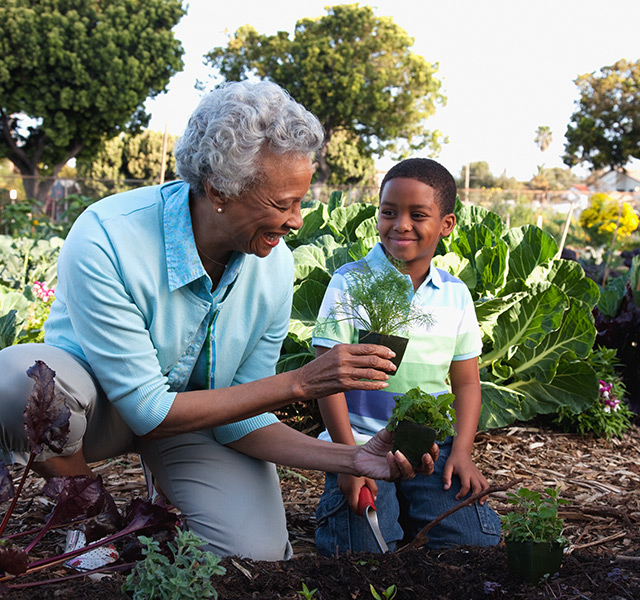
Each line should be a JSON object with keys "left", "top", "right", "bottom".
{"left": 317, "top": 263, "right": 434, "bottom": 372}
{"left": 500, "top": 487, "right": 570, "bottom": 584}
{"left": 386, "top": 387, "right": 457, "bottom": 468}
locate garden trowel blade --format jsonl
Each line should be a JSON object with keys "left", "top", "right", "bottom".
{"left": 357, "top": 486, "right": 389, "bottom": 553}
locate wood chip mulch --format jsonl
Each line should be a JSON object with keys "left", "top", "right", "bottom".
{"left": 2, "top": 419, "right": 639, "bottom": 599}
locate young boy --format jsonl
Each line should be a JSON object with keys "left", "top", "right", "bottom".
{"left": 312, "top": 158, "right": 501, "bottom": 555}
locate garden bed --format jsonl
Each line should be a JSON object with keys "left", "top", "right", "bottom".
{"left": 3, "top": 420, "right": 639, "bottom": 599}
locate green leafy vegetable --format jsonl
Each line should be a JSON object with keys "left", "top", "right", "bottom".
{"left": 386, "top": 387, "right": 456, "bottom": 441}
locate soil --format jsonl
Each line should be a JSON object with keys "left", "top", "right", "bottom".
{"left": 2, "top": 415, "right": 639, "bottom": 599}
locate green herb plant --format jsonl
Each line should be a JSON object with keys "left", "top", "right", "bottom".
{"left": 297, "top": 581, "right": 318, "bottom": 599}
{"left": 122, "top": 528, "right": 226, "bottom": 600}
{"left": 500, "top": 487, "right": 569, "bottom": 545}
{"left": 369, "top": 583, "right": 398, "bottom": 599}
{"left": 318, "top": 263, "right": 434, "bottom": 337}
{"left": 386, "top": 387, "right": 457, "bottom": 441}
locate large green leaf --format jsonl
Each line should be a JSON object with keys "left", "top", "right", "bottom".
{"left": 508, "top": 358, "right": 598, "bottom": 416}
{"left": 530, "top": 259, "right": 600, "bottom": 307}
{"left": 432, "top": 253, "right": 476, "bottom": 290}
{"left": 475, "top": 239, "right": 509, "bottom": 295}
{"left": 479, "top": 381, "right": 525, "bottom": 429}
{"left": 481, "top": 283, "right": 568, "bottom": 365}
{"left": 474, "top": 291, "right": 529, "bottom": 342}
{"left": 326, "top": 204, "right": 377, "bottom": 244}
{"left": 504, "top": 225, "right": 558, "bottom": 281}
{"left": 291, "top": 280, "right": 328, "bottom": 324}
{"left": 509, "top": 300, "right": 596, "bottom": 382}
{"left": 0, "top": 309, "right": 21, "bottom": 350}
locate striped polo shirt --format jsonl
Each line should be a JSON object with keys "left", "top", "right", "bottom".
{"left": 312, "top": 242, "right": 482, "bottom": 441}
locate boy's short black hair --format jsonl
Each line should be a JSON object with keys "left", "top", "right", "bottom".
{"left": 379, "top": 158, "right": 457, "bottom": 216}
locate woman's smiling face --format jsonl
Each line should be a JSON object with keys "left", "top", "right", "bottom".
{"left": 220, "top": 151, "right": 313, "bottom": 257}
{"left": 376, "top": 177, "right": 455, "bottom": 281}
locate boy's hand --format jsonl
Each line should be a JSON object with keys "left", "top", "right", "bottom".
{"left": 337, "top": 474, "right": 377, "bottom": 513}
{"left": 442, "top": 449, "right": 490, "bottom": 503}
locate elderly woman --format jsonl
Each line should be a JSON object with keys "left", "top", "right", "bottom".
{"left": 0, "top": 81, "right": 437, "bottom": 560}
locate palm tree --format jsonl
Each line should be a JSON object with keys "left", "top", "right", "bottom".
{"left": 534, "top": 126, "right": 553, "bottom": 152}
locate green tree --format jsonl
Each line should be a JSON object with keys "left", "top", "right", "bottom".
{"left": 324, "top": 130, "right": 377, "bottom": 186}
{"left": 0, "top": 0, "right": 185, "bottom": 203}
{"left": 122, "top": 129, "right": 177, "bottom": 181}
{"left": 76, "top": 129, "right": 177, "bottom": 198}
{"left": 205, "top": 4, "right": 445, "bottom": 185}
{"left": 534, "top": 126, "right": 553, "bottom": 152}
{"left": 458, "top": 161, "right": 496, "bottom": 188}
{"left": 563, "top": 59, "right": 640, "bottom": 171}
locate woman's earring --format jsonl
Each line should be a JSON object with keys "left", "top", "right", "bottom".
{"left": 217, "top": 207, "right": 223, "bottom": 213}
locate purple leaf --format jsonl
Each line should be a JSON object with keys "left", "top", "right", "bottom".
{"left": 0, "top": 542, "right": 29, "bottom": 575}
{"left": 43, "top": 475, "right": 113, "bottom": 525}
{"left": 23, "top": 361, "right": 71, "bottom": 456}
{"left": 0, "top": 461, "right": 14, "bottom": 504}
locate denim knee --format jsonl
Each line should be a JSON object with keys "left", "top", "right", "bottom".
{"left": 315, "top": 474, "right": 403, "bottom": 556}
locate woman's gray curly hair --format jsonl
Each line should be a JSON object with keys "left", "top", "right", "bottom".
{"left": 174, "top": 80, "right": 324, "bottom": 197}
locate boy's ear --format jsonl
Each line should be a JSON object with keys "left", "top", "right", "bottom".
{"left": 440, "top": 213, "right": 456, "bottom": 238}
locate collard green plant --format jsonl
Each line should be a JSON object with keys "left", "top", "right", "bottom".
{"left": 122, "top": 528, "right": 226, "bottom": 600}
{"left": 386, "top": 387, "right": 456, "bottom": 441}
{"left": 433, "top": 200, "right": 600, "bottom": 429}
{"left": 500, "top": 487, "right": 569, "bottom": 545}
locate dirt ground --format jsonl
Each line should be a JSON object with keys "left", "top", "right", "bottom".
{"left": 2, "top": 416, "right": 639, "bottom": 599}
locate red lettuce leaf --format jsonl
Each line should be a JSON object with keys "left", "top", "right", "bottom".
{"left": 0, "top": 541, "right": 29, "bottom": 575}
{"left": 23, "top": 361, "right": 71, "bottom": 456}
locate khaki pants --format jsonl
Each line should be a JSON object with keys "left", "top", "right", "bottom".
{"left": 0, "top": 344, "right": 291, "bottom": 560}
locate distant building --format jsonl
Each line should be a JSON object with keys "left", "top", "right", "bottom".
{"left": 594, "top": 166, "right": 640, "bottom": 193}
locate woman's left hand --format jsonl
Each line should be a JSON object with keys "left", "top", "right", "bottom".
{"left": 354, "top": 428, "right": 439, "bottom": 481}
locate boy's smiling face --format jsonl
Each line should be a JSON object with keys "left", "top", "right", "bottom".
{"left": 377, "top": 177, "right": 456, "bottom": 283}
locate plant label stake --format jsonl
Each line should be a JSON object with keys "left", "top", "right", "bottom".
{"left": 357, "top": 486, "right": 389, "bottom": 553}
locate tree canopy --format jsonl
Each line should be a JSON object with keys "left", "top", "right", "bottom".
{"left": 0, "top": 0, "right": 185, "bottom": 201}
{"left": 563, "top": 59, "right": 640, "bottom": 172}
{"left": 205, "top": 3, "right": 445, "bottom": 185}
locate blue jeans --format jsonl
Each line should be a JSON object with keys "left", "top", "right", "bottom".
{"left": 315, "top": 437, "right": 501, "bottom": 556}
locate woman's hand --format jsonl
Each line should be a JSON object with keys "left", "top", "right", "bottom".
{"left": 353, "top": 428, "right": 439, "bottom": 481}
{"left": 297, "top": 344, "right": 396, "bottom": 399}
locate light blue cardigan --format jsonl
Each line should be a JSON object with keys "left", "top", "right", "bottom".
{"left": 45, "top": 181, "right": 290, "bottom": 440}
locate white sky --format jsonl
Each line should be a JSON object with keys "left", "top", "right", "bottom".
{"left": 146, "top": 0, "right": 640, "bottom": 181}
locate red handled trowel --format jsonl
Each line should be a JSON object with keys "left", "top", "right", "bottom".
{"left": 357, "top": 486, "right": 389, "bottom": 553}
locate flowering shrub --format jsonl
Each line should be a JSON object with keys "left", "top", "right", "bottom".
{"left": 578, "top": 193, "right": 639, "bottom": 247}
{"left": 32, "top": 281, "right": 55, "bottom": 302}
{"left": 554, "top": 348, "right": 634, "bottom": 438}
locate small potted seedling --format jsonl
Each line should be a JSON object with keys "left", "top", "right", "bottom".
{"left": 316, "top": 263, "right": 434, "bottom": 372}
{"left": 500, "top": 486, "right": 570, "bottom": 584}
{"left": 386, "top": 386, "right": 456, "bottom": 468}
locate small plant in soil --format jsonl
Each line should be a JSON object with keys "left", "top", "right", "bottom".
{"left": 122, "top": 528, "right": 226, "bottom": 599}
{"left": 316, "top": 262, "right": 434, "bottom": 370}
{"left": 386, "top": 387, "right": 456, "bottom": 467}
{"left": 500, "top": 486, "right": 570, "bottom": 584}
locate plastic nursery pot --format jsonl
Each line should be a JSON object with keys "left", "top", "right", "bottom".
{"left": 505, "top": 540, "right": 564, "bottom": 584}
{"left": 358, "top": 330, "right": 409, "bottom": 373}
{"left": 392, "top": 419, "right": 437, "bottom": 469}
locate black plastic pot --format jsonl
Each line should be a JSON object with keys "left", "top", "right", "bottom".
{"left": 505, "top": 540, "right": 564, "bottom": 584}
{"left": 392, "top": 420, "right": 437, "bottom": 469}
{"left": 358, "top": 330, "right": 409, "bottom": 373}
